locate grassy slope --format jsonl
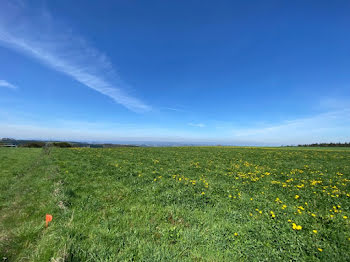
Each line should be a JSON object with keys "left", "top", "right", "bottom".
{"left": 0, "top": 148, "right": 59, "bottom": 260}
{"left": 1, "top": 147, "right": 350, "bottom": 261}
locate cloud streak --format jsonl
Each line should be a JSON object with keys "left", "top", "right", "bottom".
{"left": 0, "top": 79, "right": 17, "bottom": 89}
{"left": 163, "top": 107, "right": 187, "bottom": 112}
{"left": 0, "top": 1, "right": 150, "bottom": 112}
{"left": 232, "top": 109, "right": 350, "bottom": 144}
{"left": 188, "top": 123, "right": 206, "bottom": 128}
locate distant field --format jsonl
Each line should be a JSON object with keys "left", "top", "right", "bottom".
{"left": 1, "top": 147, "right": 350, "bottom": 261}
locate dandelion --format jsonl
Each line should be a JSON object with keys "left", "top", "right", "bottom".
{"left": 311, "top": 213, "right": 316, "bottom": 217}
{"left": 318, "top": 248, "right": 323, "bottom": 252}
{"left": 313, "top": 230, "right": 318, "bottom": 234}
{"left": 295, "top": 195, "right": 300, "bottom": 199}
{"left": 292, "top": 223, "right": 302, "bottom": 230}
{"left": 344, "top": 216, "right": 348, "bottom": 219}
{"left": 270, "top": 211, "right": 276, "bottom": 218}
{"left": 201, "top": 192, "right": 205, "bottom": 195}
{"left": 234, "top": 232, "right": 238, "bottom": 236}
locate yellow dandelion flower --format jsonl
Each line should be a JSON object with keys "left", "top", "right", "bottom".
{"left": 313, "top": 230, "right": 318, "bottom": 234}
{"left": 295, "top": 195, "right": 300, "bottom": 199}
{"left": 344, "top": 216, "right": 348, "bottom": 219}
{"left": 292, "top": 223, "right": 302, "bottom": 230}
{"left": 318, "top": 248, "right": 323, "bottom": 252}
{"left": 234, "top": 232, "right": 238, "bottom": 236}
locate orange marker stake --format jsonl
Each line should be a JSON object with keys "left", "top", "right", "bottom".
{"left": 45, "top": 214, "right": 53, "bottom": 227}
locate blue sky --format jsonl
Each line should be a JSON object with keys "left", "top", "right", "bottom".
{"left": 0, "top": 0, "right": 349, "bottom": 145}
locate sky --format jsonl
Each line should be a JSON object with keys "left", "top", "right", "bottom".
{"left": 0, "top": 0, "right": 349, "bottom": 145}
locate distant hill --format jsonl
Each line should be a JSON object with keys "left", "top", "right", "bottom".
{"left": 0, "top": 138, "right": 139, "bottom": 148}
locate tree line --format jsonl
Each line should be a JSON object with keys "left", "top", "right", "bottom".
{"left": 298, "top": 142, "right": 350, "bottom": 147}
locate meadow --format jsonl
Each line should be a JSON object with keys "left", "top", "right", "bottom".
{"left": 1, "top": 146, "right": 350, "bottom": 261}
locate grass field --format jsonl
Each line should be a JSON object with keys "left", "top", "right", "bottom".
{"left": 1, "top": 146, "right": 350, "bottom": 261}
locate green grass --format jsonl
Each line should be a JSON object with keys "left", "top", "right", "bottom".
{"left": 1, "top": 146, "right": 350, "bottom": 261}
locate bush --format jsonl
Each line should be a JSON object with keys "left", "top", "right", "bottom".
{"left": 21, "top": 142, "right": 46, "bottom": 148}
{"left": 52, "top": 142, "right": 72, "bottom": 148}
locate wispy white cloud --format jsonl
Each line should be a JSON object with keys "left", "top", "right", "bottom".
{"left": 188, "top": 122, "right": 206, "bottom": 128}
{"left": 0, "top": 79, "right": 17, "bottom": 89}
{"left": 0, "top": 1, "right": 150, "bottom": 112}
{"left": 163, "top": 107, "right": 187, "bottom": 112}
{"left": 232, "top": 109, "right": 350, "bottom": 144}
